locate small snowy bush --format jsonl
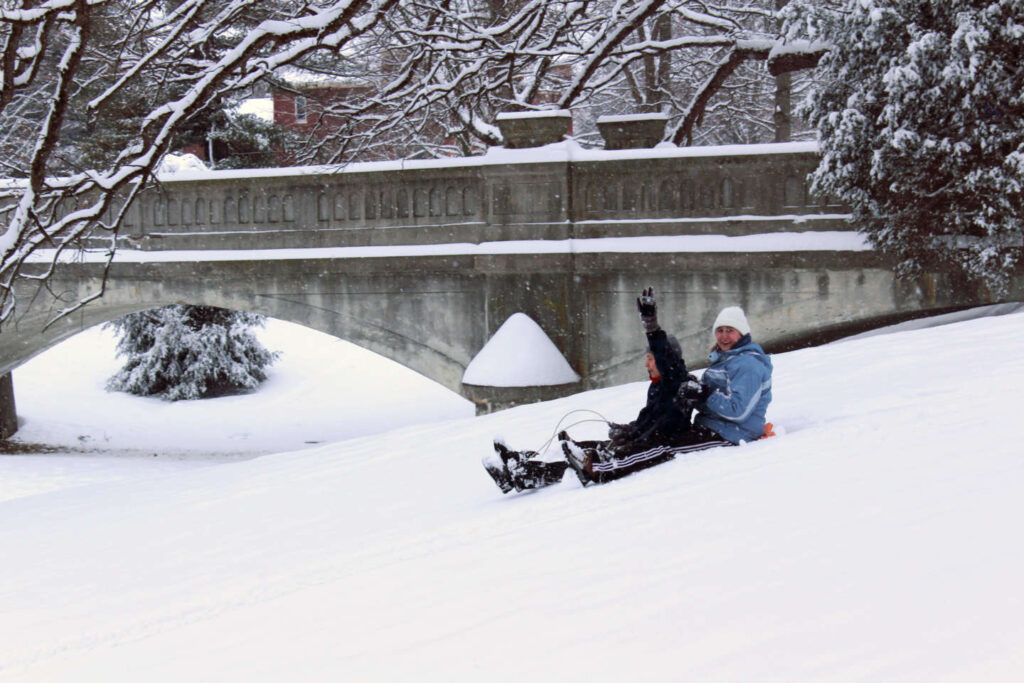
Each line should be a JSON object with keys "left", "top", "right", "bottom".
{"left": 106, "top": 306, "right": 279, "bottom": 401}
{"left": 208, "top": 113, "right": 302, "bottom": 169}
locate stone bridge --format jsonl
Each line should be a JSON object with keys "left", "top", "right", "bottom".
{"left": 1, "top": 132, "right": 1017, "bottom": 431}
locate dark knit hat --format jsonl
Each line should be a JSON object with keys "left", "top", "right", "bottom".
{"left": 666, "top": 334, "right": 682, "bottom": 360}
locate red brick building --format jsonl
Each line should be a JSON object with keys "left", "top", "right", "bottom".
{"left": 271, "top": 67, "right": 369, "bottom": 137}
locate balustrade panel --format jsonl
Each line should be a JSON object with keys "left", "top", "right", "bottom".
{"left": 113, "top": 146, "right": 830, "bottom": 244}
{"left": 195, "top": 199, "right": 206, "bottom": 228}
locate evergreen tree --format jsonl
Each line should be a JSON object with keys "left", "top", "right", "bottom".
{"left": 106, "top": 306, "right": 280, "bottom": 401}
{"left": 785, "top": 0, "right": 1024, "bottom": 293}
{"left": 208, "top": 112, "right": 305, "bottom": 169}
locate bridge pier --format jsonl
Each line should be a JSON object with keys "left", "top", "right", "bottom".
{"left": 0, "top": 373, "right": 17, "bottom": 439}
{"left": 462, "top": 381, "right": 582, "bottom": 415}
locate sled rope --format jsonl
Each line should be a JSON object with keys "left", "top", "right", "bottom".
{"left": 532, "top": 409, "right": 612, "bottom": 455}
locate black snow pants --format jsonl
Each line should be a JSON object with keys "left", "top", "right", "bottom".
{"left": 572, "top": 425, "right": 732, "bottom": 485}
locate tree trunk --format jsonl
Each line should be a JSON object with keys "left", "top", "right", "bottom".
{"left": 774, "top": 70, "right": 792, "bottom": 142}
{"left": 0, "top": 373, "right": 18, "bottom": 440}
{"left": 641, "top": 15, "right": 672, "bottom": 112}
{"left": 773, "top": 0, "right": 792, "bottom": 142}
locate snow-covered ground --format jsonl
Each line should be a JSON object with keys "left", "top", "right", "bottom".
{"left": 2, "top": 310, "right": 1024, "bottom": 681}
{"left": 8, "top": 320, "right": 474, "bottom": 458}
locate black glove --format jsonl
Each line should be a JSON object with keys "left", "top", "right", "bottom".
{"left": 676, "top": 378, "right": 711, "bottom": 408}
{"left": 636, "top": 287, "right": 659, "bottom": 333}
{"left": 607, "top": 422, "right": 632, "bottom": 444}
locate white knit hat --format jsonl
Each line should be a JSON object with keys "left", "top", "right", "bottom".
{"left": 713, "top": 306, "right": 750, "bottom": 336}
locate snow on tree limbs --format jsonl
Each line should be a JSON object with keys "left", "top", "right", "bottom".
{"left": 0, "top": 0, "right": 397, "bottom": 327}
{"left": 784, "top": 0, "right": 1024, "bottom": 294}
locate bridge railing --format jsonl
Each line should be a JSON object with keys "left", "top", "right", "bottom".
{"left": 44, "top": 141, "right": 849, "bottom": 251}
{"left": 568, "top": 144, "right": 847, "bottom": 237}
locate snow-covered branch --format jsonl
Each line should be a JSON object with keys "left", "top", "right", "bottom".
{"left": 0, "top": 0, "right": 397, "bottom": 324}
{"left": 300, "top": 0, "right": 823, "bottom": 162}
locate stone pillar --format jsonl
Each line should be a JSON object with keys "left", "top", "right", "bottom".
{"left": 0, "top": 373, "right": 17, "bottom": 439}
{"left": 596, "top": 114, "right": 668, "bottom": 149}
{"left": 494, "top": 110, "right": 572, "bottom": 148}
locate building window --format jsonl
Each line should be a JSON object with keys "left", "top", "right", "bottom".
{"left": 294, "top": 95, "right": 307, "bottom": 124}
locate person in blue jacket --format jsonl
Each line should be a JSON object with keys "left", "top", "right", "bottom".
{"left": 681, "top": 305, "right": 773, "bottom": 445}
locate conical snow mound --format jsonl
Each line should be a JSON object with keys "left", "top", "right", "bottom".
{"left": 462, "top": 313, "right": 580, "bottom": 387}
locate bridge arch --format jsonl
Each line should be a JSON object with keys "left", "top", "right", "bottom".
{"left": 13, "top": 251, "right": 1016, "bottom": 394}
{"left": 3, "top": 260, "right": 480, "bottom": 400}
{"left": 86, "top": 301, "right": 473, "bottom": 408}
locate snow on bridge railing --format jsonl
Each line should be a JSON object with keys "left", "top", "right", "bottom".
{"left": 65, "top": 140, "right": 849, "bottom": 251}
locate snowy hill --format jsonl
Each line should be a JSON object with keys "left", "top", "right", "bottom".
{"left": 2, "top": 312, "right": 1024, "bottom": 681}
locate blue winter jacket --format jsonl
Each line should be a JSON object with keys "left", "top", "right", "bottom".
{"left": 695, "top": 335, "right": 773, "bottom": 444}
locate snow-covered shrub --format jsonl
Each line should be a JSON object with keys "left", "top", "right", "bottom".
{"left": 784, "top": 0, "right": 1024, "bottom": 294}
{"left": 106, "top": 306, "right": 280, "bottom": 401}
{"left": 158, "top": 153, "right": 208, "bottom": 175}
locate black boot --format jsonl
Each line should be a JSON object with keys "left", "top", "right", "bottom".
{"left": 493, "top": 440, "right": 517, "bottom": 466}
{"left": 483, "top": 441, "right": 516, "bottom": 493}
{"left": 560, "top": 437, "right": 593, "bottom": 487}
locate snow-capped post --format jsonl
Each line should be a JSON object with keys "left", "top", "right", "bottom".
{"left": 494, "top": 110, "right": 572, "bottom": 149}
{"left": 596, "top": 114, "right": 668, "bottom": 150}
{"left": 461, "top": 313, "right": 580, "bottom": 414}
